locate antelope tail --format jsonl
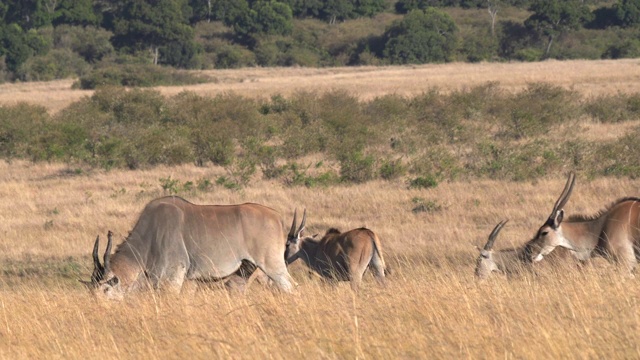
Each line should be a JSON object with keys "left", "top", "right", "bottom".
{"left": 370, "top": 232, "right": 390, "bottom": 276}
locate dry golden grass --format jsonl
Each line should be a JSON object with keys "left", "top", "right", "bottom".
{"left": 3, "top": 60, "right": 640, "bottom": 358}
{"left": 2, "top": 59, "right": 640, "bottom": 113}
{"left": 2, "top": 160, "right": 640, "bottom": 359}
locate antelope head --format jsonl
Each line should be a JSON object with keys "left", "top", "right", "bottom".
{"left": 475, "top": 220, "right": 508, "bottom": 279}
{"left": 529, "top": 172, "right": 576, "bottom": 262}
{"left": 285, "top": 209, "right": 307, "bottom": 262}
{"left": 81, "top": 231, "right": 123, "bottom": 300}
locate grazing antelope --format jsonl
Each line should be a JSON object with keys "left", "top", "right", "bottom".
{"left": 475, "top": 221, "right": 574, "bottom": 280}
{"left": 82, "top": 196, "right": 295, "bottom": 299}
{"left": 528, "top": 172, "right": 640, "bottom": 274}
{"left": 285, "top": 210, "right": 387, "bottom": 291}
{"left": 475, "top": 220, "right": 535, "bottom": 279}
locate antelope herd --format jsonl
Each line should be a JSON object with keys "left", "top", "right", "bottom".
{"left": 84, "top": 172, "right": 640, "bottom": 299}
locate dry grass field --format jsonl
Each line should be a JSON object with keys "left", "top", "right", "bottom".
{"left": 2, "top": 60, "right": 640, "bottom": 359}
{"left": 2, "top": 59, "right": 640, "bottom": 113}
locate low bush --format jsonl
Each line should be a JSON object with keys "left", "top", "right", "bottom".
{"left": 5, "top": 82, "right": 640, "bottom": 186}
{"left": 75, "top": 64, "right": 210, "bottom": 89}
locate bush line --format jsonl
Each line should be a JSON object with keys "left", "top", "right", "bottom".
{"left": 2, "top": 82, "right": 640, "bottom": 187}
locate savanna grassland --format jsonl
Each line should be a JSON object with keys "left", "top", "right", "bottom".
{"left": 3, "top": 60, "right": 640, "bottom": 359}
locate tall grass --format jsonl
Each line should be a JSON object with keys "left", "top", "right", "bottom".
{"left": 1, "top": 161, "right": 640, "bottom": 358}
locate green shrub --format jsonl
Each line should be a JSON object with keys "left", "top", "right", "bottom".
{"left": 502, "top": 83, "right": 581, "bottom": 139}
{"left": 584, "top": 93, "right": 640, "bottom": 123}
{"left": 382, "top": 9, "right": 459, "bottom": 64}
{"left": 409, "top": 175, "right": 438, "bottom": 189}
{"left": 75, "top": 64, "right": 209, "bottom": 89}
{"left": 595, "top": 129, "right": 640, "bottom": 178}
{"left": 379, "top": 158, "right": 407, "bottom": 180}
{"left": 280, "top": 162, "right": 339, "bottom": 187}
{"left": 53, "top": 25, "right": 114, "bottom": 63}
{"left": 18, "top": 49, "right": 90, "bottom": 81}
{"left": 0, "top": 103, "right": 50, "bottom": 159}
{"left": 339, "top": 150, "right": 376, "bottom": 183}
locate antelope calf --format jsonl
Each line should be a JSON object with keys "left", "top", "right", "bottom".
{"left": 285, "top": 210, "right": 387, "bottom": 291}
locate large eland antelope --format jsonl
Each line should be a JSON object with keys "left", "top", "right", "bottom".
{"left": 285, "top": 210, "right": 387, "bottom": 290}
{"left": 83, "top": 196, "right": 295, "bottom": 299}
{"left": 528, "top": 172, "right": 640, "bottom": 274}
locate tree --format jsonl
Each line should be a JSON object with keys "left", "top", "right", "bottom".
{"left": 52, "top": 0, "right": 100, "bottom": 26}
{"left": 616, "top": 0, "right": 640, "bottom": 27}
{"left": 352, "top": 0, "right": 387, "bottom": 18}
{"left": 251, "top": 1, "right": 294, "bottom": 35}
{"left": 0, "top": 24, "right": 32, "bottom": 73}
{"left": 524, "top": 0, "right": 592, "bottom": 57}
{"left": 228, "top": 1, "right": 293, "bottom": 37}
{"left": 382, "top": 8, "right": 459, "bottom": 64}
{"left": 322, "top": 0, "right": 354, "bottom": 24}
{"left": 3, "top": 0, "right": 52, "bottom": 30}
{"left": 111, "top": 0, "right": 195, "bottom": 66}
{"left": 281, "top": 0, "right": 324, "bottom": 18}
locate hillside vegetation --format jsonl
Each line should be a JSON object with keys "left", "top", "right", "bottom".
{"left": 1, "top": 0, "right": 639, "bottom": 86}
{"left": 3, "top": 60, "right": 640, "bottom": 188}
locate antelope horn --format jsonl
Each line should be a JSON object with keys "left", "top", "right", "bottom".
{"left": 484, "top": 220, "right": 508, "bottom": 251}
{"left": 297, "top": 209, "right": 307, "bottom": 235}
{"left": 288, "top": 209, "right": 298, "bottom": 238}
{"left": 92, "top": 235, "right": 104, "bottom": 273}
{"left": 551, "top": 171, "right": 576, "bottom": 215}
{"left": 104, "top": 231, "right": 113, "bottom": 274}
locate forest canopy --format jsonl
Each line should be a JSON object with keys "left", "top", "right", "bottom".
{"left": 0, "top": 0, "right": 637, "bottom": 85}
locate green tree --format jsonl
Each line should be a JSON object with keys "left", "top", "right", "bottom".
{"left": 0, "top": 24, "right": 31, "bottom": 73}
{"left": 525, "top": 0, "right": 592, "bottom": 57}
{"left": 251, "top": 1, "right": 294, "bottom": 35}
{"left": 353, "top": 0, "right": 386, "bottom": 17}
{"left": 111, "top": 0, "right": 196, "bottom": 66}
{"left": 52, "top": 0, "right": 100, "bottom": 26}
{"left": 281, "top": 0, "right": 324, "bottom": 18}
{"left": 229, "top": 1, "right": 293, "bottom": 37}
{"left": 4, "top": 0, "right": 52, "bottom": 30}
{"left": 322, "top": 0, "right": 354, "bottom": 23}
{"left": 53, "top": 25, "right": 114, "bottom": 63}
{"left": 382, "top": 9, "right": 459, "bottom": 64}
{"left": 616, "top": 0, "right": 640, "bottom": 27}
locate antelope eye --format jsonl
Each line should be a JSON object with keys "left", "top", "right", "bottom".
{"left": 541, "top": 231, "right": 549, "bottom": 236}
{"left": 481, "top": 253, "right": 489, "bottom": 259}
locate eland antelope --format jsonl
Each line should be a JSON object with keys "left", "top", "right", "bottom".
{"left": 285, "top": 210, "right": 387, "bottom": 290}
{"left": 475, "top": 220, "right": 533, "bottom": 279}
{"left": 475, "top": 220, "right": 574, "bottom": 280}
{"left": 83, "top": 196, "right": 295, "bottom": 299}
{"left": 528, "top": 172, "right": 640, "bottom": 274}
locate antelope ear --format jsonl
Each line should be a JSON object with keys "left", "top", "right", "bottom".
{"left": 553, "top": 209, "right": 564, "bottom": 228}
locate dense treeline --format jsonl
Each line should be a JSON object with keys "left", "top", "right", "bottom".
{"left": 0, "top": 0, "right": 639, "bottom": 85}
{"left": 2, "top": 83, "right": 640, "bottom": 188}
